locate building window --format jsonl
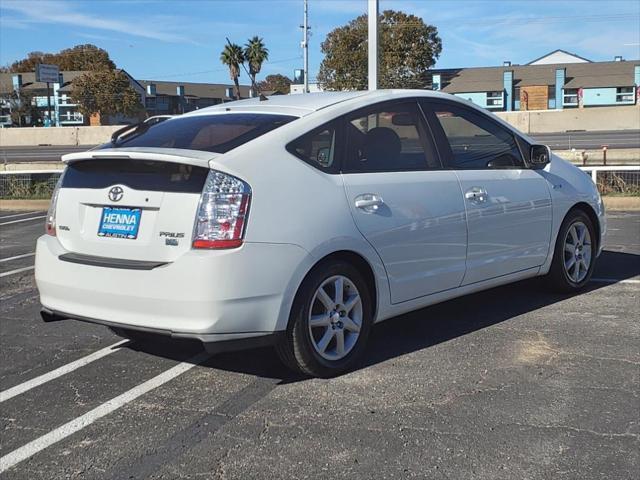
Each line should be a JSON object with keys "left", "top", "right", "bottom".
{"left": 548, "top": 85, "right": 555, "bottom": 100}
{"left": 432, "top": 74, "right": 441, "bottom": 91}
{"left": 547, "top": 85, "right": 556, "bottom": 109}
{"left": 563, "top": 88, "right": 579, "bottom": 106}
{"left": 486, "top": 91, "right": 503, "bottom": 108}
{"left": 58, "top": 109, "right": 83, "bottom": 123}
{"left": 616, "top": 87, "right": 634, "bottom": 103}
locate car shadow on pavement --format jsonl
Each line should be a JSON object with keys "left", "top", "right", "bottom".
{"left": 125, "top": 249, "right": 639, "bottom": 383}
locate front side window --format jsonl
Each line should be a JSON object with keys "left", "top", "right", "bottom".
{"left": 344, "top": 102, "right": 439, "bottom": 172}
{"left": 429, "top": 103, "right": 524, "bottom": 169}
{"left": 105, "top": 113, "right": 296, "bottom": 154}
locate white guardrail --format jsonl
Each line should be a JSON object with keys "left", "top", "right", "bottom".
{"left": 579, "top": 165, "right": 640, "bottom": 184}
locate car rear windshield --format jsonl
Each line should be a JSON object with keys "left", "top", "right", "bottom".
{"left": 104, "top": 113, "right": 297, "bottom": 153}
{"left": 62, "top": 159, "right": 209, "bottom": 193}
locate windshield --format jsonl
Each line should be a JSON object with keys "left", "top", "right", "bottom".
{"left": 103, "top": 113, "right": 297, "bottom": 153}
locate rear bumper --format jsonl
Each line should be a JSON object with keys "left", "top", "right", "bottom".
{"left": 36, "top": 235, "right": 311, "bottom": 339}
{"left": 41, "top": 307, "right": 278, "bottom": 353}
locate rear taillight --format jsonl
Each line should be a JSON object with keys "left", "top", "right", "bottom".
{"left": 192, "top": 170, "right": 251, "bottom": 249}
{"left": 45, "top": 169, "right": 66, "bottom": 236}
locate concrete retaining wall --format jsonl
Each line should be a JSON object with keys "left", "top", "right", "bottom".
{"left": 76, "top": 126, "right": 123, "bottom": 145}
{"left": 0, "top": 127, "right": 78, "bottom": 146}
{"left": 0, "top": 125, "right": 122, "bottom": 147}
{"left": 495, "top": 105, "right": 640, "bottom": 134}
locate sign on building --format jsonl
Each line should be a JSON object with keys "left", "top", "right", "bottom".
{"left": 35, "top": 64, "right": 60, "bottom": 84}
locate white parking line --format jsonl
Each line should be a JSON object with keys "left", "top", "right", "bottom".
{"left": 591, "top": 278, "right": 640, "bottom": 284}
{"left": 0, "top": 252, "right": 35, "bottom": 263}
{"left": 0, "top": 352, "right": 210, "bottom": 473}
{"left": 0, "top": 340, "right": 128, "bottom": 403}
{"left": 0, "top": 215, "right": 46, "bottom": 226}
{"left": 0, "top": 266, "right": 34, "bottom": 278}
{"left": 0, "top": 211, "right": 40, "bottom": 220}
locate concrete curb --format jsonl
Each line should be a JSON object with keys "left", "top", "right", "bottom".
{"left": 2, "top": 197, "right": 638, "bottom": 212}
{"left": 603, "top": 196, "right": 640, "bottom": 211}
{"left": 0, "top": 199, "right": 51, "bottom": 211}
{"left": 0, "top": 162, "right": 65, "bottom": 172}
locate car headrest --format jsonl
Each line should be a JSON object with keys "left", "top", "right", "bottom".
{"left": 364, "top": 127, "right": 401, "bottom": 168}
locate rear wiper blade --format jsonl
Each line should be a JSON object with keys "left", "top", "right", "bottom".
{"left": 110, "top": 115, "right": 173, "bottom": 146}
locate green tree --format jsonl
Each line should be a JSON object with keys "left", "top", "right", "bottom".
{"left": 317, "top": 10, "right": 442, "bottom": 90}
{"left": 71, "top": 70, "right": 142, "bottom": 121}
{"left": 0, "top": 89, "right": 37, "bottom": 126}
{"left": 244, "top": 36, "right": 269, "bottom": 96}
{"left": 220, "top": 43, "right": 245, "bottom": 100}
{"left": 257, "top": 73, "right": 292, "bottom": 94}
{"left": 6, "top": 44, "right": 115, "bottom": 72}
{"left": 55, "top": 44, "right": 115, "bottom": 70}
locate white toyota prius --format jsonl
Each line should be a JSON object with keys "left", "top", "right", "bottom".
{"left": 36, "top": 90, "right": 605, "bottom": 377}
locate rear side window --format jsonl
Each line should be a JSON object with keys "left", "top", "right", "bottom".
{"left": 105, "top": 113, "right": 296, "bottom": 153}
{"left": 61, "top": 159, "right": 209, "bottom": 193}
{"left": 286, "top": 123, "right": 338, "bottom": 172}
{"left": 430, "top": 104, "right": 524, "bottom": 169}
{"left": 343, "top": 102, "right": 440, "bottom": 173}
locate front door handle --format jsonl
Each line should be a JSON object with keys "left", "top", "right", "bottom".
{"left": 355, "top": 194, "right": 384, "bottom": 213}
{"left": 465, "top": 187, "right": 488, "bottom": 203}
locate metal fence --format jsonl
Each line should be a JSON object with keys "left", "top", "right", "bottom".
{"left": 0, "top": 166, "right": 639, "bottom": 199}
{"left": 580, "top": 166, "right": 640, "bottom": 196}
{"left": 0, "top": 170, "right": 62, "bottom": 199}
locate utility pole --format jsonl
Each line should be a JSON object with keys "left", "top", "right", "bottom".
{"left": 302, "top": 0, "right": 309, "bottom": 93}
{"left": 368, "top": 0, "right": 378, "bottom": 91}
{"left": 46, "top": 82, "right": 52, "bottom": 125}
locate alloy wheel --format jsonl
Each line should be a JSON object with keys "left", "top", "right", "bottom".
{"left": 563, "top": 221, "right": 592, "bottom": 283}
{"left": 308, "top": 275, "right": 363, "bottom": 361}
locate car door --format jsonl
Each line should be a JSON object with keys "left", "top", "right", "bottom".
{"left": 341, "top": 100, "right": 468, "bottom": 304}
{"left": 422, "top": 100, "right": 552, "bottom": 285}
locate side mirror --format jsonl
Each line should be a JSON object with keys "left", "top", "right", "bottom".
{"left": 530, "top": 144, "right": 551, "bottom": 169}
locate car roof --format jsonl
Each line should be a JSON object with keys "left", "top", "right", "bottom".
{"left": 183, "top": 89, "right": 454, "bottom": 118}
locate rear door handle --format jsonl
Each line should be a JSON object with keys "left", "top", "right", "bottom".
{"left": 464, "top": 187, "right": 488, "bottom": 203}
{"left": 355, "top": 194, "right": 384, "bottom": 213}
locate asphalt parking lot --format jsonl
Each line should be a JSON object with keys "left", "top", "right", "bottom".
{"left": 0, "top": 210, "right": 638, "bottom": 479}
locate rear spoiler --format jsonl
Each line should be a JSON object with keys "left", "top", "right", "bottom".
{"left": 110, "top": 115, "right": 173, "bottom": 146}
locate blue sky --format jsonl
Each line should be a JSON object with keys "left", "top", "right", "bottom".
{"left": 1, "top": 0, "right": 639, "bottom": 84}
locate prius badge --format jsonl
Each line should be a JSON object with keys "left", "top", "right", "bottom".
{"left": 108, "top": 186, "right": 124, "bottom": 202}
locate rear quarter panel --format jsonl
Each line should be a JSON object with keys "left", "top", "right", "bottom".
{"left": 209, "top": 129, "right": 392, "bottom": 326}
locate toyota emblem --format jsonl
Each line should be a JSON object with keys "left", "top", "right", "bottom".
{"left": 108, "top": 186, "right": 124, "bottom": 202}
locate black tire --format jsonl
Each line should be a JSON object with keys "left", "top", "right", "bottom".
{"left": 276, "top": 260, "right": 373, "bottom": 378}
{"left": 546, "top": 209, "right": 597, "bottom": 293}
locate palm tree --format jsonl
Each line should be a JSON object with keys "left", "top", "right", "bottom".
{"left": 244, "top": 36, "right": 269, "bottom": 97}
{"left": 220, "top": 43, "right": 244, "bottom": 100}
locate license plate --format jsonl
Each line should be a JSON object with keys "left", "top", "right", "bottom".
{"left": 98, "top": 207, "right": 142, "bottom": 239}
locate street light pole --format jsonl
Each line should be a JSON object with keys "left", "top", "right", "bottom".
{"left": 368, "top": 0, "right": 379, "bottom": 91}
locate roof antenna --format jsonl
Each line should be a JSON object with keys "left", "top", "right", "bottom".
{"left": 225, "top": 37, "right": 268, "bottom": 101}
